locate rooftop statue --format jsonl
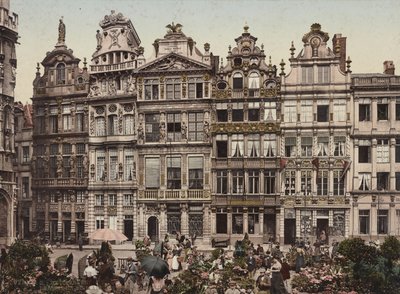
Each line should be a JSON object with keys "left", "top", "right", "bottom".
{"left": 166, "top": 22, "right": 182, "bottom": 33}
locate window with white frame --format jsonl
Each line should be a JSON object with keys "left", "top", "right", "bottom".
{"left": 49, "top": 105, "right": 58, "bottom": 133}
{"left": 76, "top": 104, "right": 85, "bottom": 132}
{"left": 96, "top": 150, "right": 105, "bottom": 181}
{"left": 188, "top": 78, "right": 203, "bottom": 98}
{"left": 167, "top": 156, "right": 181, "bottom": 189}
{"left": 108, "top": 115, "right": 118, "bottom": 135}
{"left": 166, "top": 78, "right": 181, "bottom": 99}
{"left": 377, "top": 210, "right": 388, "bottom": 234}
{"left": 317, "top": 137, "right": 329, "bottom": 156}
{"left": 124, "top": 149, "right": 134, "bottom": 181}
{"left": 108, "top": 194, "right": 117, "bottom": 206}
{"left": 377, "top": 98, "right": 389, "bottom": 120}
{"left": 248, "top": 72, "right": 260, "bottom": 89}
{"left": 95, "top": 194, "right": 104, "bottom": 206}
{"left": 301, "top": 137, "right": 313, "bottom": 157}
{"left": 284, "top": 170, "right": 296, "bottom": 195}
{"left": 285, "top": 137, "right": 297, "bottom": 157}
{"left": 167, "top": 113, "right": 181, "bottom": 142}
{"left": 359, "top": 210, "right": 370, "bottom": 234}
{"left": 248, "top": 170, "right": 259, "bottom": 194}
{"left": 109, "top": 149, "right": 118, "bottom": 181}
{"left": 248, "top": 102, "right": 259, "bottom": 121}
{"left": 301, "top": 170, "right": 312, "bottom": 195}
{"left": 247, "top": 134, "right": 260, "bottom": 157}
{"left": 264, "top": 101, "right": 276, "bottom": 121}
{"left": 231, "top": 134, "right": 244, "bottom": 157}
{"left": 62, "top": 105, "right": 72, "bottom": 131}
{"left": 124, "top": 194, "right": 134, "bottom": 206}
{"left": 284, "top": 101, "right": 296, "bottom": 122}
{"left": 233, "top": 72, "right": 243, "bottom": 89}
{"left": 359, "top": 99, "right": 371, "bottom": 121}
{"left": 334, "top": 136, "right": 346, "bottom": 157}
{"left": 145, "top": 157, "right": 160, "bottom": 188}
{"left": 96, "top": 117, "right": 106, "bottom": 136}
{"left": 216, "top": 170, "right": 228, "bottom": 194}
{"left": 333, "top": 100, "right": 346, "bottom": 121}
{"left": 144, "top": 79, "right": 159, "bottom": 100}
{"left": 95, "top": 216, "right": 104, "bottom": 230}
{"left": 263, "top": 134, "right": 276, "bottom": 157}
{"left": 188, "top": 156, "right": 203, "bottom": 189}
{"left": 358, "top": 173, "right": 371, "bottom": 191}
{"left": 376, "top": 139, "right": 389, "bottom": 163}
{"left": 302, "top": 66, "right": 313, "bottom": 84}
{"left": 145, "top": 113, "right": 160, "bottom": 142}
{"left": 76, "top": 191, "right": 85, "bottom": 203}
{"left": 359, "top": 139, "right": 371, "bottom": 163}
{"left": 232, "top": 170, "right": 244, "bottom": 194}
{"left": 317, "top": 66, "right": 330, "bottom": 83}
{"left": 188, "top": 112, "right": 203, "bottom": 141}
{"left": 333, "top": 170, "right": 345, "bottom": 195}
{"left": 317, "top": 170, "right": 328, "bottom": 195}
{"left": 300, "top": 100, "right": 313, "bottom": 122}
{"left": 264, "top": 170, "right": 275, "bottom": 194}
{"left": 124, "top": 114, "right": 135, "bottom": 135}
{"left": 109, "top": 216, "right": 117, "bottom": 230}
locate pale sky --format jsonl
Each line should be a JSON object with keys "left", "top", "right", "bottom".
{"left": 11, "top": 0, "right": 400, "bottom": 103}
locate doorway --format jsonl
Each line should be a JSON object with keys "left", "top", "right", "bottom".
{"left": 317, "top": 219, "right": 329, "bottom": 243}
{"left": 124, "top": 219, "right": 133, "bottom": 241}
{"left": 147, "top": 216, "right": 159, "bottom": 242}
{"left": 284, "top": 219, "right": 296, "bottom": 245}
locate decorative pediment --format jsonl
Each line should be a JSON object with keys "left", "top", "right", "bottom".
{"left": 302, "top": 23, "right": 329, "bottom": 44}
{"left": 137, "top": 53, "right": 210, "bottom": 73}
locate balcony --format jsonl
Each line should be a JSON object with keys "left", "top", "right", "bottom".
{"left": 139, "top": 189, "right": 210, "bottom": 201}
{"left": 33, "top": 178, "right": 88, "bottom": 187}
{"left": 90, "top": 61, "right": 137, "bottom": 73}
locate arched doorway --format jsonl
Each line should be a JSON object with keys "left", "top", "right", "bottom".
{"left": 147, "top": 216, "right": 159, "bottom": 243}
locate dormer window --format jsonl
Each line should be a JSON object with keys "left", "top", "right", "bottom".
{"left": 233, "top": 73, "right": 243, "bottom": 90}
{"left": 56, "top": 63, "right": 66, "bottom": 84}
{"left": 217, "top": 81, "right": 227, "bottom": 90}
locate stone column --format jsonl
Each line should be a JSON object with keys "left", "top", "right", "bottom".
{"left": 371, "top": 198, "right": 377, "bottom": 238}
{"left": 259, "top": 209, "right": 264, "bottom": 235}
{"left": 390, "top": 138, "right": 396, "bottom": 190}
{"left": 202, "top": 205, "right": 211, "bottom": 244}
{"left": 138, "top": 204, "right": 144, "bottom": 239}
{"left": 354, "top": 97, "right": 359, "bottom": 130}
{"left": 371, "top": 139, "right": 377, "bottom": 190}
{"left": 351, "top": 197, "right": 359, "bottom": 236}
{"left": 159, "top": 204, "right": 167, "bottom": 241}
{"left": 181, "top": 204, "right": 189, "bottom": 236}
{"left": 389, "top": 200, "right": 396, "bottom": 235}
{"left": 371, "top": 97, "right": 377, "bottom": 130}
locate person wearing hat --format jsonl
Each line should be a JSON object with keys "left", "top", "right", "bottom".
{"left": 225, "top": 280, "right": 240, "bottom": 294}
{"left": 85, "top": 285, "right": 103, "bottom": 294}
{"left": 270, "top": 263, "right": 287, "bottom": 294}
{"left": 124, "top": 257, "right": 137, "bottom": 294}
{"left": 256, "top": 268, "right": 271, "bottom": 294}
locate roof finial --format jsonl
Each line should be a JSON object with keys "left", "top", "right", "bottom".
{"left": 36, "top": 62, "right": 40, "bottom": 73}
{"left": 244, "top": 22, "right": 249, "bottom": 33}
{"left": 269, "top": 56, "right": 272, "bottom": 66}
{"left": 290, "top": 41, "right": 296, "bottom": 58}
{"left": 346, "top": 56, "right": 352, "bottom": 73}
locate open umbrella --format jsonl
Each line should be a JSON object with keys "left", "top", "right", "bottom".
{"left": 89, "top": 228, "right": 128, "bottom": 242}
{"left": 141, "top": 255, "right": 170, "bottom": 278}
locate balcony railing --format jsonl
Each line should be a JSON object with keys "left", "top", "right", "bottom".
{"left": 90, "top": 61, "right": 137, "bottom": 73}
{"left": 33, "top": 178, "right": 88, "bottom": 187}
{"left": 139, "top": 189, "right": 209, "bottom": 200}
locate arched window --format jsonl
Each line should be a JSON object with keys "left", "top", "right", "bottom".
{"left": 248, "top": 72, "right": 260, "bottom": 89}
{"left": 56, "top": 63, "right": 66, "bottom": 84}
{"left": 232, "top": 72, "right": 243, "bottom": 90}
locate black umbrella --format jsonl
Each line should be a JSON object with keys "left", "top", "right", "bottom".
{"left": 141, "top": 255, "right": 170, "bottom": 278}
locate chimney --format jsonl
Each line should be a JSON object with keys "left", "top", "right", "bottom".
{"left": 332, "top": 34, "right": 347, "bottom": 73}
{"left": 383, "top": 60, "right": 395, "bottom": 75}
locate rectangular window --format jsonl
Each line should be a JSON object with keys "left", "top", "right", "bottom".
{"left": 284, "top": 101, "right": 296, "bottom": 123}
{"left": 300, "top": 100, "right": 313, "bottom": 122}
{"left": 96, "top": 150, "right": 105, "bottom": 181}
{"left": 302, "top": 66, "right": 313, "bottom": 84}
{"left": 37, "top": 117, "right": 46, "bottom": 134}
{"left": 108, "top": 194, "right": 117, "bottom": 206}
{"left": 396, "top": 101, "right": 400, "bottom": 120}
{"left": 166, "top": 79, "right": 181, "bottom": 99}
{"left": 22, "top": 177, "right": 29, "bottom": 198}
{"left": 49, "top": 115, "right": 58, "bottom": 134}
{"left": 188, "top": 81, "right": 203, "bottom": 98}
{"left": 317, "top": 137, "right": 329, "bottom": 156}
{"left": 232, "top": 170, "right": 244, "bottom": 194}
{"left": 317, "top": 105, "right": 329, "bottom": 122}
{"left": 145, "top": 114, "right": 160, "bottom": 142}
{"left": 301, "top": 170, "right": 312, "bottom": 196}
{"left": 284, "top": 170, "right": 296, "bottom": 195}
{"left": 317, "top": 66, "right": 330, "bottom": 83}
{"left": 377, "top": 102, "right": 388, "bottom": 120}
{"left": 396, "top": 172, "right": 400, "bottom": 191}
{"left": 333, "top": 100, "right": 346, "bottom": 121}
{"left": 359, "top": 104, "right": 371, "bottom": 121}
{"left": 333, "top": 170, "right": 345, "bottom": 195}
{"left": 359, "top": 142, "right": 371, "bottom": 163}
{"left": 248, "top": 102, "right": 259, "bottom": 121}
{"left": 95, "top": 194, "right": 104, "bottom": 206}
{"left": 96, "top": 117, "right": 106, "bottom": 136}
{"left": 188, "top": 156, "right": 203, "bottom": 189}
{"left": 216, "top": 170, "right": 228, "bottom": 194}
{"left": 145, "top": 157, "right": 160, "bottom": 188}
{"left": 263, "top": 134, "right": 276, "bottom": 157}
{"left": 317, "top": 171, "right": 328, "bottom": 195}
{"left": 144, "top": 79, "right": 159, "bottom": 100}
{"left": 263, "top": 102, "right": 276, "bottom": 122}
{"left": 217, "top": 109, "right": 228, "bottom": 122}
{"left": 247, "top": 134, "right": 260, "bottom": 157}
{"left": 63, "top": 114, "right": 72, "bottom": 131}
{"left": 95, "top": 216, "right": 105, "bottom": 230}
{"left": 216, "top": 134, "right": 228, "bottom": 158}
{"left": 109, "top": 149, "right": 118, "bottom": 181}
{"left": 334, "top": 136, "right": 346, "bottom": 157}
{"left": 377, "top": 172, "right": 389, "bottom": 191}
{"left": 376, "top": 139, "right": 389, "bottom": 163}
{"left": 22, "top": 146, "right": 30, "bottom": 163}
{"left": 231, "top": 134, "right": 244, "bottom": 157}
{"left": 76, "top": 191, "right": 84, "bottom": 203}
{"left": 124, "top": 114, "right": 135, "bottom": 135}
{"left": 108, "top": 115, "right": 118, "bottom": 135}
{"left": 232, "top": 103, "right": 244, "bottom": 122}
{"left": 301, "top": 137, "right": 313, "bottom": 157}
{"left": 359, "top": 210, "right": 370, "bottom": 234}
{"left": 285, "top": 137, "right": 297, "bottom": 157}
{"left": 216, "top": 210, "right": 227, "bottom": 234}
{"left": 378, "top": 210, "right": 388, "bottom": 234}
{"left": 396, "top": 139, "right": 400, "bottom": 163}
{"left": 167, "top": 156, "right": 181, "bottom": 189}
{"left": 232, "top": 208, "right": 243, "bottom": 234}
{"left": 167, "top": 113, "right": 181, "bottom": 142}
{"left": 248, "top": 170, "right": 259, "bottom": 194}
{"left": 264, "top": 170, "right": 275, "bottom": 194}
{"left": 124, "top": 149, "right": 134, "bottom": 181}
{"left": 359, "top": 173, "right": 371, "bottom": 191}
{"left": 188, "top": 112, "right": 203, "bottom": 141}
{"left": 124, "top": 194, "right": 134, "bottom": 206}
